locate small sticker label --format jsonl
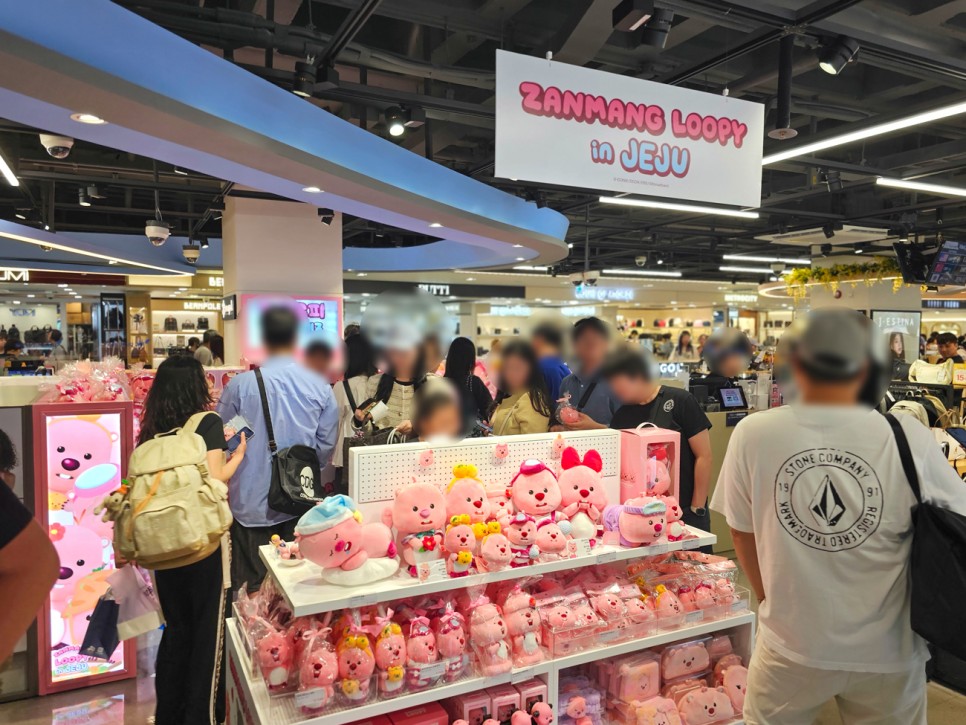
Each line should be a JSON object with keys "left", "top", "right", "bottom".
{"left": 685, "top": 610, "right": 704, "bottom": 624}
{"left": 647, "top": 542, "right": 668, "bottom": 556}
{"left": 294, "top": 688, "right": 327, "bottom": 710}
{"left": 412, "top": 660, "right": 446, "bottom": 680}
{"left": 568, "top": 539, "right": 593, "bottom": 559}
{"left": 349, "top": 595, "right": 369, "bottom": 608}
{"left": 511, "top": 667, "right": 535, "bottom": 683}
{"left": 731, "top": 599, "right": 748, "bottom": 612}
{"left": 597, "top": 550, "right": 618, "bottom": 564}
{"left": 598, "top": 629, "right": 621, "bottom": 642}
{"left": 682, "top": 538, "right": 703, "bottom": 550}
{"left": 417, "top": 559, "right": 449, "bottom": 582}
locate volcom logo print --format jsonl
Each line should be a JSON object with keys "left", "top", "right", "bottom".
{"left": 663, "top": 399, "right": 675, "bottom": 413}
{"left": 774, "top": 448, "right": 882, "bottom": 551}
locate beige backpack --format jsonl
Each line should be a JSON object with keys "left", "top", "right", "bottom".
{"left": 97, "top": 412, "right": 232, "bottom": 570}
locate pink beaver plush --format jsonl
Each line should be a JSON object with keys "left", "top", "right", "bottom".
{"left": 510, "top": 459, "right": 562, "bottom": 517}
{"left": 297, "top": 633, "right": 339, "bottom": 713}
{"left": 476, "top": 527, "right": 513, "bottom": 572}
{"left": 382, "top": 480, "right": 447, "bottom": 576}
{"left": 530, "top": 702, "right": 554, "bottom": 725}
{"left": 566, "top": 695, "right": 592, "bottom": 725}
{"left": 485, "top": 480, "right": 515, "bottom": 524}
{"left": 468, "top": 600, "right": 512, "bottom": 676}
{"left": 505, "top": 512, "right": 540, "bottom": 567}
{"left": 535, "top": 515, "right": 570, "bottom": 561}
{"left": 602, "top": 497, "right": 667, "bottom": 547}
{"left": 504, "top": 588, "right": 545, "bottom": 665}
{"left": 295, "top": 495, "right": 398, "bottom": 586}
{"left": 446, "top": 464, "right": 491, "bottom": 522}
{"left": 558, "top": 447, "right": 606, "bottom": 541}
{"left": 443, "top": 514, "right": 479, "bottom": 577}
{"left": 678, "top": 686, "right": 734, "bottom": 724}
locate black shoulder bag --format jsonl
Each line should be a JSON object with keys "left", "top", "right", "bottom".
{"left": 255, "top": 368, "right": 325, "bottom": 516}
{"left": 885, "top": 413, "right": 966, "bottom": 660}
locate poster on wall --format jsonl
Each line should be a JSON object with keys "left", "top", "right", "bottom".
{"left": 871, "top": 310, "right": 921, "bottom": 364}
{"left": 35, "top": 404, "right": 134, "bottom": 693}
{"left": 240, "top": 294, "right": 343, "bottom": 365}
{"left": 495, "top": 50, "right": 764, "bottom": 208}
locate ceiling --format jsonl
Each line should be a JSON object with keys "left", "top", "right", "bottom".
{"left": 3, "top": 0, "right": 966, "bottom": 282}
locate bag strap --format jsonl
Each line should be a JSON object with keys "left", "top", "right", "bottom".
{"left": 181, "top": 411, "right": 211, "bottom": 436}
{"left": 575, "top": 378, "right": 599, "bottom": 412}
{"left": 884, "top": 413, "right": 923, "bottom": 505}
{"left": 342, "top": 379, "right": 358, "bottom": 412}
{"left": 254, "top": 368, "right": 278, "bottom": 454}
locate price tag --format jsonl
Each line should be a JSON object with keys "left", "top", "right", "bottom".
{"left": 417, "top": 559, "right": 449, "bottom": 582}
{"left": 348, "top": 595, "right": 369, "bottom": 608}
{"left": 567, "top": 539, "right": 593, "bottom": 559}
{"left": 412, "top": 660, "right": 447, "bottom": 681}
{"left": 647, "top": 542, "right": 668, "bottom": 556}
{"left": 598, "top": 629, "right": 621, "bottom": 643}
{"left": 682, "top": 538, "right": 703, "bottom": 550}
{"left": 731, "top": 599, "right": 749, "bottom": 612}
{"left": 511, "top": 667, "right": 535, "bottom": 683}
{"left": 597, "top": 550, "right": 618, "bottom": 564}
{"left": 294, "top": 688, "right": 327, "bottom": 710}
{"left": 685, "top": 610, "right": 704, "bottom": 624}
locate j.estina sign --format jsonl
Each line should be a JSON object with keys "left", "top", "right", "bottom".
{"left": 495, "top": 50, "right": 764, "bottom": 208}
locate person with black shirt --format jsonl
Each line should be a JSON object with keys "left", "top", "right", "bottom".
{"left": 443, "top": 336, "right": 493, "bottom": 435}
{"left": 937, "top": 332, "right": 966, "bottom": 363}
{"left": 138, "top": 356, "right": 246, "bottom": 725}
{"left": 603, "top": 347, "right": 713, "bottom": 533}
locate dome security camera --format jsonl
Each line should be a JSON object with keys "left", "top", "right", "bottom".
{"left": 635, "top": 254, "right": 649, "bottom": 267}
{"left": 145, "top": 219, "right": 171, "bottom": 247}
{"left": 39, "top": 133, "right": 75, "bottom": 159}
{"left": 182, "top": 243, "right": 201, "bottom": 264}
{"left": 770, "top": 262, "right": 786, "bottom": 274}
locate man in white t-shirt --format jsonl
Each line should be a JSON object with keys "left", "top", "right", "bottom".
{"left": 711, "top": 308, "right": 966, "bottom": 724}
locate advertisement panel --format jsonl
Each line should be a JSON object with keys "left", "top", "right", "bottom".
{"left": 871, "top": 310, "right": 921, "bottom": 364}
{"left": 495, "top": 50, "right": 764, "bottom": 208}
{"left": 239, "top": 294, "right": 343, "bottom": 365}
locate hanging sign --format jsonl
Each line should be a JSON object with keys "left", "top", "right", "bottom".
{"left": 575, "top": 285, "right": 633, "bottom": 301}
{"left": 495, "top": 50, "right": 764, "bottom": 208}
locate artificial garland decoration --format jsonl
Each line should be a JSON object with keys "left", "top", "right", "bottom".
{"left": 784, "top": 257, "right": 906, "bottom": 299}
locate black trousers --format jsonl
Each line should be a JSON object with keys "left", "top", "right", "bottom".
{"left": 229, "top": 518, "right": 297, "bottom": 592}
{"left": 154, "top": 547, "right": 227, "bottom": 725}
{"left": 682, "top": 505, "right": 714, "bottom": 555}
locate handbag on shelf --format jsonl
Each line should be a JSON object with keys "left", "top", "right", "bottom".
{"left": 909, "top": 359, "right": 954, "bottom": 385}
{"left": 181, "top": 320, "right": 195, "bottom": 331}
{"left": 153, "top": 336, "right": 164, "bottom": 355}
{"left": 197, "top": 316, "right": 209, "bottom": 330}
{"left": 163, "top": 316, "right": 177, "bottom": 332}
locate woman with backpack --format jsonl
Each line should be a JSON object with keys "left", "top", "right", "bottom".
{"left": 136, "top": 356, "right": 246, "bottom": 725}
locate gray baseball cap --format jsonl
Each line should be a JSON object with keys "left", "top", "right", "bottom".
{"left": 795, "top": 308, "right": 877, "bottom": 381}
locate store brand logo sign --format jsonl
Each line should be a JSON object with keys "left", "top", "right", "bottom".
{"left": 575, "top": 285, "right": 633, "bottom": 301}
{"left": 209, "top": 276, "right": 224, "bottom": 287}
{"left": 183, "top": 300, "right": 222, "bottom": 311}
{"left": 418, "top": 283, "right": 450, "bottom": 296}
{"left": 725, "top": 293, "right": 757, "bottom": 303}
{"left": 0, "top": 268, "right": 29, "bottom": 282}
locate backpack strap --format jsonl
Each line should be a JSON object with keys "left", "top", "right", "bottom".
{"left": 182, "top": 411, "right": 213, "bottom": 435}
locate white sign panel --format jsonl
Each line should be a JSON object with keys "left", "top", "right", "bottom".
{"left": 495, "top": 50, "right": 764, "bottom": 208}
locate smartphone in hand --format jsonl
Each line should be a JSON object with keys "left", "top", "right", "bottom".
{"left": 224, "top": 415, "right": 255, "bottom": 452}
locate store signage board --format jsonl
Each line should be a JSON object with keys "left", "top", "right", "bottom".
{"left": 222, "top": 294, "right": 237, "bottom": 321}
{"left": 923, "top": 299, "right": 966, "bottom": 309}
{"left": 575, "top": 285, "right": 633, "bottom": 302}
{"left": 495, "top": 50, "right": 764, "bottom": 208}
{"left": 870, "top": 310, "right": 920, "bottom": 364}
{"left": 240, "top": 294, "right": 342, "bottom": 364}
{"left": 344, "top": 279, "right": 526, "bottom": 300}
{"left": 724, "top": 293, "right": 758, "bottom": 303}
{"left": 0, "top": 267, "right": 29, "bottom": 281}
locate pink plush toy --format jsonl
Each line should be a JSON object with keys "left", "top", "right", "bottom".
{"left": 435, "top": 609, "right": 469, "bottom": 681}
{"left": 476, "top": 527, "right": 513, "bottom": 572}
{"left": 468, "top": 600, "right": 512, "bottom": 675}
{"left": 644, "top": 456, "right": 672, "bottom": 496}
{"left": 443, "top": 515, "right": 479, "bottom": 577}
{"left": 371, "top": 615, "right": 406, "bottom": 696}
{"left": 510, "top": 711, "right": 532, "bottom": 725}
{"left": 483, "top": 720, "right": 500, "bottom": 725}
{"left": 602, "top": 497, "right": 667, "bottom": 547}
{"left": 678, "top": 686, "right": 734, "bottom": 724}
{"left": 494, "top": 442, "right": 509, "bottom": 460}
{"left": 504, "top": 589, "right": 545, "bottom": 665}
{"left": 505, "top": 512, "right": 540, "bottom": 567}
{"left": 485, "top": 481, "right": 515, "bottom": 524}
{"left": 445, "top": 464, "right": 491, "bottom": 523}
{"left": 625, "top": 596, "right": 657, "bottom": 624}
{"left": 694, "top": 583, "right": 716, "bottom": 610}
{"left": 382, "top": 480, "right": 447, "bottom": 576}
{"left": 297, "top": 632, "right": 338, "bottom": 713}
{"left": 660, "top": 495, "right": 687, "bottom": 541}
{"left": 454, "top": 721, "right": 470, "bottom": 725}
{"left": 510, "top": 459, "right": 562, "bottom": 517}
{"left": 591, "top": 591, "right": 625, "bottom": 622}
{"left": 566, "top": 696, "right": 592, "bottom": 725}
{"left": 677, "top": 585, "right": 697, "bottom": 612}
{"left": 720, "top": 665, "right": 748, "bottom": 711}
{"left": 336, "top": 628, "right": 375, "bottom": 701}
{"left": 531, "top": 701, "right": 554, "bottom": 725}
{"left": 535, "top": 515, "right": 570, "bottom": 561}
{"left": 663, "top": 641, "right": 710, "bottom": 680}
{"left": 654, "top": 585, "right": 684, "bottom": 619}
{"left": 713, "top": 578, "right": 737, "bottom": 605}
{"left": 295, "top": 495, "right": 398, "bottom": 585}
{"left": 635, "top": 697, "right": 682, "bottom": 725}
{"left": 405, "top": 617, "right": 440, "bottom": 690}
{"left": 558, "top": 447, "right": 606, "bottom": 541}
{"left": 256, "top": 628, "right": 293, "bottom": 691}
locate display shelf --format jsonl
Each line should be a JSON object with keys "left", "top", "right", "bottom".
{"left": 259, "top": 528, "right": 716, "bottom": 617}
{"left": 226, "top": 610, "right": 753, "bottom": 725}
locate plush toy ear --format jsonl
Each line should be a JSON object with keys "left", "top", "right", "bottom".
{"left": 561, "top": 446, "right": 580, "bottom": 470}
{"left": 583, "top": 449, "right": 603, "bottom": 473}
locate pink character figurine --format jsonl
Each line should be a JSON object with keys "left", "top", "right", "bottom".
{"left": 476, "top": 527, "right": 513, "bottom": 572}
{"left": 714, "top": 578, "right": 737, "bottom": 605}
{"left": 509, "top": 459, "right": 562, "bottom": 517}
{"left": 566, "top": 695, "right": 592, "bottom": 725}
{"left": 558, "top": 447, "right": 606, "bottom": 541}
{"left": 531, "top": 701, "right": 554, "bottom": 725}
{"left": 654, "top": 585, "right": 684, "bottom": 619}
{"left": 435, "top": 610, "right": 469, "bottom": 681}
{"left": 625, "top": 596, "right": 656, "bottom": 624}
{"left": 295, "top": 495, "right": 398, "bottom": 585}
{"left": 382, "top": 480, "right": 447, "bottom": 576}
{"left": 660, "top": 495, "right": 687, "bottom": 541}
{"left": 678, "top": 686, "right": 734, "bottom": 724}
{"left": 505, "top": 512, "right": 540, "bottom": 567}
{"left": 443, "top": 515, "right": 479, "bottom": 577}
{"left": 602, "top": 497, "right": 667, "bottom": 547}
{"left": 405, "top": 617, "right": 441, "bottom": 690}
{"left": 445, "top": 464, "right": 491, "bottom": 523}
{"left": 256, "top": 629, "right": 293, "bottom": 691}
{"left": 468, "top": 600, "right": 512, "bottom": 675}
{"left": 535, "top": 515, "right": 570, "bottom": 561}
{"left": 485, "top": 480, "right": 515, "bottom": 525}
{"left": 510, "top": 711, "right": 532, "bottom": 725}
{"left": 694, "top": 582, "right": 716, "bottom": 609}
{"left": 297, "top": 632, "right": 338, "bottom": 714}
{"left": 336, "top": 628, "right": 375, "bottom": 701}
{"left": 371, "top": 616, "right": 406, "bottom": 696}
{"left": 644, "top": 456, "right": 672, "bottom": 496}
{"left": 504, "top": 589, "right": 545, "bottom": 665}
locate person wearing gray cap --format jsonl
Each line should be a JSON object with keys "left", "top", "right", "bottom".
{"left": 711, "top": 308, "right": 966, "bottom": 724}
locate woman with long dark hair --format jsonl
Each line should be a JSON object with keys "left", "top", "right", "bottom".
{"left": 669, "top": 330, "right": 696, "bottom": 361}
{"left": 489, "top": 340, "right": 551, "bottom": 435}
{"left": 208, "top": 333, "right": 225, "bottom": 366}
{"left": 444, "top": 336, "right": 493, "bottom": 434}
{"left": 332, "top": 334, "right": 379, "bottom": 469}
{"left": 138, "top": 356, "right": 245, "bottom": 725}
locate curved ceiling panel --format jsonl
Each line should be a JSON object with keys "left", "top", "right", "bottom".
{"left": 0, "top": 1, "right": 569, "bottom": 271}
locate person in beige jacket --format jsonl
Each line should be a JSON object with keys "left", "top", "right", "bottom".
{"left": 490, "top": 340, "right": 551, "bottom": 435}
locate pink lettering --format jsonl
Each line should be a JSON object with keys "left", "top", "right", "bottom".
{"left": 519, "top": 82, "right": 543, "bottom": 114}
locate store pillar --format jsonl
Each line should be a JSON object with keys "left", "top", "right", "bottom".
{"left": 221, "top": 197, "right": 343, "bottom": 364}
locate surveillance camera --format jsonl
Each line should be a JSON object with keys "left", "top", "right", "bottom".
{"left": 583, "top": 270, "right": 600, "bottom": 286}
{"left": 770, "top": 262, "right": 786, "bottom": 274}
{"left": 39, "top": 133, "right": 74, "bottom": 159}
{"left": 568, "top": 272, "right": 584, "bottom": 287}
{"left": 635, "top": 254, "right": 649, "bottom": 267}
{"left": 182, "top": 244, "right": 201, "bottom": 264}
{"left": 145, "top": 219, "right": 171, "bottom": 247}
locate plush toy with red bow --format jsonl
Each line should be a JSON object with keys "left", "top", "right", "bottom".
{"left": 557, "top": 447, "right": 606, "bottom": 542}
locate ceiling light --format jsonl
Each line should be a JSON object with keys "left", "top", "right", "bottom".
{"left": 763, "top": 98, "right": 966, "bottom": 165}
{"left": 429, "top": 222, "right": 443, "bottom": 228}
{"left": 200, "top": 237, "right": 209, "bottom": 249}
{"left": 108, "top": 259, "right": 119, "bottom": 265}
{"left": 12, "top": 300, "right": 20, "bottom": 305}
{"left": 178, "top": 287, "right": 187, "bottom": 291}
{"left": 15, "top": 212, "right": 25, "bottom": 220}
{"left": 513, "top": 265, "right": 548, "bottom": 271}
{"left": 640, "top": 8, "right": 674, "bottom": 49}
{"left": 74, "top": 295, "right": 82, "bottom": 299}
{"left": 78, "top": 188, "right": 91, "bottom": 207}
{"left": 385, "top": 106, "right": 407, "bottom": 137}
{"left": 318, "top": 208, "right": 335, "bottom": 226}
{"left": 466, "top": 277, "right": 476, "bottom": 281}
{"left": 43, "top": 224, "right": 49, "bottom": 231}
{"left": 512, "top": 244, "right": 523, "bottom": 248}
{"left": 356, "top": 272, "right": 367, "bottom": 277}
{"left": 292, "top": 61, "right": 316, "bottom": 98}
{"left": 602, "top": 268, "right": 683, "bottom": 278}
{"left": 87, "top": 184, "right": 105, "bottom": 199}
{"left": 302, "top": 186, "right": 324, "bottom": 193}
{"left": 818, "top": 36, "right": 860, "bottom": 75}
{"left": 598, "top": 196, "right": 759, "bottom": 219}
{"left": 613, "top": 0, "right": 654, "bottom": 31}
{"left": 722, "top": 254, "right": 810, "bottom": 264}
{"left": 876, "top": 177, "right": 966, "bottom": 198}
{"left": 173, "top": 166, "right": 188, "bottom": 176}
{"left": 0, "top": 149, "right": 18, "bottom": 187}
{"left": 568, "top": 243, "right": 574, "bottom": 249}
{"left": 58, "top": 283, "right": 68, "bottom": 288}
{"left": 27, "top": 294, "right": 34, "bottom": 298}
{"left": 70, "top": 112, "right": 107, "bottom": 124}
{"left": 823, "top": 169, "right": 843, "bottom": 192}
{"left": 720, "top": 266, "right": 777, "bottom": 275}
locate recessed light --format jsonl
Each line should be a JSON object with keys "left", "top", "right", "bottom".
{"left": 43, "top": 224, "right": 50, "bottom": 231}
{"left": 512, "top": 244, "right": 523, "bottom": 248}
{"left": 429, "top": 222, "right": 443, "bottom": 228}
{"left": 516, "top": 257, "right": 525, "bottom": 261}
{"left": 58, "top": 284, "right": 68, "bottom": 288}
{"left": 178, "top": 287, "right": 187, "bottom": 291}
{"left": 74, "top": 295, "right": 82, "bottom": 299}
{"left": 466, "top": 277, "right": 476, "bottom": 281}
{"left": 27, "top": 294, "right": 34, "bottom": 298}
{"left": 15, "top": 213, "right": 25, "bottom": 220}
{"left": 108, "top": 259, "right": 119, "bottom": 265}
{"left": 70, "top": 112, "right": 107, "bottom": 125}
{"left": 12, "top": 300, "right": 20, "bottom": 305}
{"left": 357, "top": 272, "right": 367, "bottom": 277}
{"left": 302, "top": 186, "right": 323, "bottom": 193}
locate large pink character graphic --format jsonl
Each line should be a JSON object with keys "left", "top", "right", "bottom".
{"left": 48, "top": 523, "right": 110, "bottom": 647}
{"left": 47, "top": 415, "right": 120, "bottom": 498}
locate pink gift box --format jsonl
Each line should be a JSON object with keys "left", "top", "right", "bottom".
{"left": 619, "top": 425, "right": 681, "bottom": 502}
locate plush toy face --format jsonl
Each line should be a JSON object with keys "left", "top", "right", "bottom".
{"left": 694, "top": 585, "right": 716, "bottom": 609}
{"left": 535, "top": 521, "right": 567, "bottom": 554}
{"left": 470, "top": 604, "right": 507, "bottom": 644}
{"left": 50, "top": 524, "right": 105, "bottom": 606}
{"left": 664, "top": 642, "right": 710, "bottom": 679}
{"left": 486, "top": 482, "right": 514, "bottom": 519}
{"left": 679, "top": 687, "right": 734, "bottom": 724}
{"left": 504, "top": 594, "right": 540, "bottom": 635}
{"left": 655, "top": 588, "right": 684, "bottom": 618}
{"left": 257, "top": 630, "right": 292, "bottom": 670}
{"left": 47, "top": 416, "right": 120, "bottom": 497}
{"left": 559, "top": 448, "right": 606, "bottom": 509}
{"left": 566, "top": 696, "right": 587, "bottom": 718}
{"left": 479, "top": 533, "right": 512, "bottom": 568}
{"left": 544, "top": 605, "right": 572, "bottom": 630}
{"left": 531, "top": 702, "right": 554, "bottom": 725}
{"left": 407, "top": 630, "right": 437, "bottom": 663}
{"left": 573, "top": 603, "right": 599, "bottom": 629}
{"left": 619, "top": 660, "right": 659, "bottom": 701}
{"left": 300, "top": 646, "right": 338, "bottom": 687}
{"left": 444, "top": 523, "right": 477, "bottom": 555}
{"left": 593, "top": 593, "right": 624, "bottom": 619}
{"left": 338, "top": 645, "right": 375, "bottom": 680}
{"left": 644, "top": 458, "right": 671, "bottom": 496}
{"left": 621, "top": 497, "right": 666, "bottom": 544}
{"left": 722, "top": 665, "right": 747, "bottom": 710}
{"left": 436, "top": 621, "right": 466, "bottom": 658}
{"left": 715, "top": 579, "right": 736, "bottom": 603}
{"left": 511, "top": 464, "right": 562, "bottom": 515}
{"left": 635, "top": 698, "right": 679, "bottom": 725}
{"left": 297, "top": 518, "right": 364, "bottom": 570}
{"left": 374, "top": 630, "right": 406, "bottom": 669}
{"left": 625, "top": 597, "right": 655, "bottom": 623}
{"left": 506, "top": 517, "right": 537, "bottom": 546}
{"left": 494, "top": 443, "right": 509, "bottom": 459}
{"left": 659, "top": 495, "right": 682, "bottom": 522}
{"left": 392, "top": 483, "right": 446, "bottom": 534}
{"left": 446, "top": 478, "right": 491, "bottom": 522}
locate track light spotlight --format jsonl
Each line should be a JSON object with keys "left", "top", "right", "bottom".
{"left": 318, "top": 208, "right": 335, "bottom": 226}
{"left": 78, "top": 187, "right": 91, "bottom": 207}
{"left": 823, "top": 169, "right": 843, "bottom": 192}
{"left": 199, "top": 235, "right": 210, "bottom": 249}
{"left": 820, "top": 243, "right": 833, "bottom": 257}
{"left": 86, "top": 184, "right": 105, "bottom": 199}
{"left": 384, "top": 106, "right": 407, "bottom": 137}
{"left": 822, "top": 223, "right": 835, "bottom": 239}
{"left": 818, "top": 36, "right": 860, "bottom": 75}
{"left": 640, "top": 9, "right": 674, "bottom": 49}
{"left": 293, "top": 61, "right": 316, "bottom": 98}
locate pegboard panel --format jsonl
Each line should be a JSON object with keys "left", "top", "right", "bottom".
{"left": 348, "top": 430, "right": 620, "bottom": 521}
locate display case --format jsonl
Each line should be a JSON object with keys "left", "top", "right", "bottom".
{"left": 150, "top": 298, "right": 224, "bottom": 368}
{"left": 96, "top": 293, "right": 127, "bottom": 363}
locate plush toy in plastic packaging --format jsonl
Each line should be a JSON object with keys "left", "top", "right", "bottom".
{"left": 251, "top": 617, "right": 293, "bottom": 692}
{"left": 369, "top": 610, "right": 406, "bottom": 697}
{"left": 434, "top": 606, "right": 469, "bottom": 681}
{"left": 485, "top": 480, "right": 515, "bottom": 525}
{"left": 335, "top": 624, "right": 375, "bottom": 703}
{"left": 558, "top": 446, "right": 606, "bottom": 542}
{"left": 297, "top": 629, "right": 338, "bottom": 714}
{"left": 405, "top": 616, "right": 442, "bottom": 690}
{"left": 295, "top": 494, "right": 399, "bottom": 586}
{"left": 503, "top": 586, "right": 545, "bottom": 666}
{"left": 465, "top": 590, "right": 512, "bottom": 676}
{"left": 382, "top": 478, "right": 447, "bottom": 576}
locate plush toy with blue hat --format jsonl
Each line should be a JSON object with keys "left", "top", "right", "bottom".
{"left": 296, "top": 494, "right": 399, "bottom": 586}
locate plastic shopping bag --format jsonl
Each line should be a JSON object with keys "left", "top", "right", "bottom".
{"left": 107, "top": 565, "right": 165, "bottom": 641}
